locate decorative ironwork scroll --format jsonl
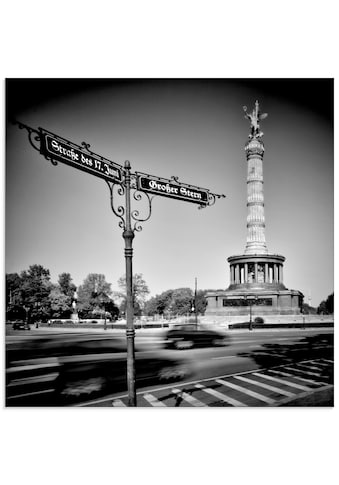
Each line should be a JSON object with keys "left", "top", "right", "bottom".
{"left": 12, "top": 120, "right": 42, "bottom": 154}
{"left": 106, "top": 180, "right": 126, "bottom": 230}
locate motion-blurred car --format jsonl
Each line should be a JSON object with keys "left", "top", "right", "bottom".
{"left": 12, "top": 320, "right": 30, "bottom": 330}
{"left": 166, "top": 324, "right": 230, "bottom": 350}
{"left": 6, "top": 335, "right": 191, "bottom": 406}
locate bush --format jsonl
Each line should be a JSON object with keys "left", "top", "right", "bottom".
{"left": 187, "top": 317, "right": 198, "bottom": 324}
{"left": 254, "top": 316, "right": 264, "bottom": 324}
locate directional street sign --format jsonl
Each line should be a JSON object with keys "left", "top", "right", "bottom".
{"left": 40, "top": 129, "right": 123, "bottom": 183}
{"left": 136, "top": 173, "right": 210, "bottom": 206}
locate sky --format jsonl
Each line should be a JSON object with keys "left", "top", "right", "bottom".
{"left": 5, "top": 79, "right": 333, "bottom": 307}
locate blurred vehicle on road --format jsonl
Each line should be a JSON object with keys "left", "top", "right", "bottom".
{"left": 12, "top": 320, "right": 30, "bottom": 331}
{"left": 6, "top": 335, "right": 191, "bottom": 406}
{"left": 166, "top": 324, "right": 230, "bottom": 350}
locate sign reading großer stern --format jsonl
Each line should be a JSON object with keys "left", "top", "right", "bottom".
{"left": 136, "top": 173, "right": 209, "bottom": 206}
{"left": 40, "top": 129, "right": 122, "bottom": 183}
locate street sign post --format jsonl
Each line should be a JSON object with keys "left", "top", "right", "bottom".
{"left": 14, "top": 120, "right": 225, "bottom": 407}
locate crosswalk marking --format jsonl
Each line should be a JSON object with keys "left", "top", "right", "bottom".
{"left": 171, "top": 388, "right": 206, "bottom": 407}
{"left": 268, "top": 369, "right": 327, "bottom": 386}
{"left": 215, "top": 379, "right": 275, "bottom": 405}
{"left": 284, "top": 366, "right": 322, "bottom": 377}
{"left": 80, "top": 358, "right": 333, "bottom": 408}
{"left": 195, "top": 383, "right": 247, "bottom": 407}
{"left": 212, "top": 355, "right": 237, "bottom": 360}
{"left": 143, "top": 393, "right": 166, "bottom": 407}
{"left": 251, "top": 373, "right": 311, "bottom": 391}
{"left": 308, "top": 361, "right": 329, "bottom": 367}
{"left": 294, "top": 363, "right": 325, "bottom": 372}
{"left": 233, "top": 375, "right": 296, "bottom": 398}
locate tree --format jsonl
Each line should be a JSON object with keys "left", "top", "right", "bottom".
{"left": 6, "top": 273, "right": 23, "bottom": 320}
{"left": 195, "top": 290, "right": 208, "bottom": 315}
{"left": 49, "top": 286, "right": 71, "bottom": 318}
{"left": 19, "top": 264, "right": 53, "bottom": 321}
{"left": 326, "top": 293, "right": 334, "bottom": 314}
{"left": 58, "top": 272, "right": 76, "bottom": 298}
{"left": 104, "top": 300, "right": 120, "bottom": 321}
{"left": 144, "top": 288, "right": 208, "bottom": 317}
{"left": 116, "top": 273, "right": 150, "bottom": 316}
{"left": 168, "top": 288, "right": 193, "bottom": 315}
{"left": 317, "top": 292, "right": 334, "bottom": 315}
{"left": 77, "top": 273, "right": 112, "bottom": 318}
{"left": 6, "top": 273, "right": 22, "bottom": 307}
{"left": 144, "top": 290, "right": 174, "bottom": 316}
{"left": 52, "top": 272, "right": 76, "bottom": 318}
{"left": 302, "top": 303, "right": 317, "bottom": 314}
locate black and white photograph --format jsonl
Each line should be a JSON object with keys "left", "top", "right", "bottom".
{"left": 5, "top": 78, "right": 334, "bottom": 408}
{"left": 1, "top": 3, "right": 337, "bottom": 485}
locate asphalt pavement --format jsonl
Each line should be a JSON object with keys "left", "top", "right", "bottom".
{"left": 6, "top": 326, "right": 334, "bottom": 407}
{"left": 78, "top": 328, "right": 334, "bottom": 407}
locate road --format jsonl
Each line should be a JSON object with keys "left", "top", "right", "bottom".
{"left": 5, "top": 327, "right": 334, "bottom": 407}
{"left": 76, "top": 328, "right": 334, "bottom": 407}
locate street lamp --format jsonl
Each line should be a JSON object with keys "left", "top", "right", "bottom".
{"left": 102, "top": 299, "right": 107, "bottom": 331}
{"left": 23, "top": 304, "right": 31, "bottom": 329}
{"left": 34, "top": 300, "right": 41, "bottom": 328}
{"left": 94, "top": 282, "right": 107, "bottom": 331}
{"left": 245, "top": 295, "right": 257, "bottom": 331}
{"left": 72, "top": 290, "right": 78, "bottom": 322}
{"left": 191, "top": 277, "right": 198, "bottom": 329}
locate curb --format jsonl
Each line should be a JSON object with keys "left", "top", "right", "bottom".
{"left": 275, "top": 385, "right": 334, "bottom": 407}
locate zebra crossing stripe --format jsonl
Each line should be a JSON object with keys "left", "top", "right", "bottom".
{"left": 251, "top": 373, "right": 311, "bottom": 391}
{"left": 195, "top": 383, "right": 247, "bottom": 406}
{"left": 308, "top": 361, "right": 330, "bottom": 367}
{"left": 143, "top": 393, "right": 166, "bottom": 407}
{"left": 301, "top": 364, "right": 326, "bottom": 371}
{"left": 171, "top": 388, "right": 206, "bottom": 407}
{"left": 215, "top": 378, "right": 275, "bottom": 405}
{"left": 112, "top": 399, "right": 126, "bottom": 407}
{"left": 234, "top": 375, "right": 296, "bottom": 398}
{"left": 294, "top": 363, "right": 325, "bottom": 372}
{"left": 284, "top": 366, "right": 322, "bottom": 377}
{"left": 269, "top": 369, "right": 327, "bottom": 386}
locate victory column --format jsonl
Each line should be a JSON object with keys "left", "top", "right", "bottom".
{"left": 206, "top": 101, "right": 303, "bottom": 319}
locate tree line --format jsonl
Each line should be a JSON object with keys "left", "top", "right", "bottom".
{"left": 5, "top": 264, "right": 210, "bottom": 322}
{"left": 6, "top": 264, "right": 334, "bottom": 322}
{"left": 316, "top": 293, "right": 334, "bottom": 315}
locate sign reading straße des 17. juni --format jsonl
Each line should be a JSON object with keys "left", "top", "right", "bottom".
{"left": 136, "top": 173, "right": 210, "bottom": 206}
{"left": 40, "top": 129, "right": 122, "bottom": 183}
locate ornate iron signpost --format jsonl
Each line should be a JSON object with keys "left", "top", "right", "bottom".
{"left": 14, "top": 120, "right": 225, "bottom": 406}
